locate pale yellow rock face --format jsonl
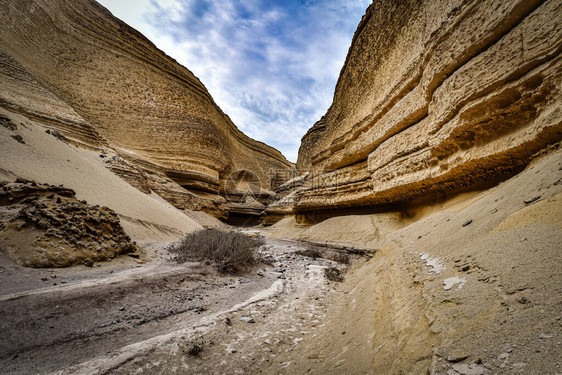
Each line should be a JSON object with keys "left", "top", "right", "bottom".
{"left": 293, "top": 0, "right": 562, "bottom": 215}
{"left": 0, "top": 0, "right": 293, "bottom": 218}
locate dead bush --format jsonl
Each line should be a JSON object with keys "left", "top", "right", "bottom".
{"left": 329, "top": 252, "right": 350, "bottom": 265}
{"left": 168, "top": 229, "right": 264, "bottom": 274}
{"left": 324, "top": 267, "right": 344, "bottom": 282}
{"left": 186, "top": 342, "right": 203, "bottom": 356}
{"left": 295, "top": 246, "right": 322, "bottom": 259}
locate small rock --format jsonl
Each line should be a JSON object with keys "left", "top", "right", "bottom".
{"left": 498, "top": 352, "right": 509, "bottom": 360}
{"left": 524, "top": 196, "right": 540, "bottom": 204}
{"left": 257, "top": 272, "right": 264, "bottom": 277}
{"left": 462, "top": 219, "right": 473, "bottom": 227}
{"left": 516, "top": 296, "right": 528, "bottom": 304}
{"left": 538, "top": 333, "right": 552, "bottom": 340}
{"left": 41, "top": 277, "right": 47, "bottom": 281}
{"left": 240, "top": 316, "right": 255, "bottom": 323}
{"left": 452, "top": 363, "right": 487, "bottom": 375}
{"left": 11, "top": 134, "right": 25, "bottom": 144}
{"left": 225, "top": 317, "right": 232, "bottom": 326}
{"left": 512, "top": 362, "right": 526, "bottom": 368}
{"left": 119, "top": 307, "right": 125, "bottom": 311}
{"left": 447, "top": 350, "right": 470, "bottom": 362}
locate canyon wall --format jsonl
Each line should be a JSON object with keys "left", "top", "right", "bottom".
{"left": 0, "top": 0, "right": 293, "bottom": 219}
{"left": 273, "top": 0, "right": 562, "bottom": 221}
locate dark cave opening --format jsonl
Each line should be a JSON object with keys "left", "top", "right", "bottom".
{"left": 225, "top": 213, "right": 262, "bottom": 227}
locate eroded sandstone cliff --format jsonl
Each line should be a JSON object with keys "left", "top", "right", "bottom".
{"left": 270, "top": 0, "right": 562, "bottom": 221}
{"left": 0, "top": 0, "right": 293, "bottom": 219}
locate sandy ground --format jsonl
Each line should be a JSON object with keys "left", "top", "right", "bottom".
{"left": 0, "top": 235, "right": 349, "bottom": 375}
{"left": 258, "top": 148, "right": 562, "bottom": 375}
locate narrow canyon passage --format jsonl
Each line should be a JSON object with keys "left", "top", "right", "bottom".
{"left": 0, "top": 0, "right": 561, "bottom": 374}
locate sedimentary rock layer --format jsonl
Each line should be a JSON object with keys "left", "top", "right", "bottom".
{"left": 0, "top": 0, "right": 292, "bottom": 218}
{"left": 0, "top": 50, "right": 106, "bottom": 150}
{"left": 292, "top": 0, "right": 562, "bottom": 215}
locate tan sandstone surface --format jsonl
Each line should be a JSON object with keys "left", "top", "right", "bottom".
{"left": 259, "top": 144, "right": 562, "bottom": 375}
{"left": 0, "top": 0, "right": 293, "bottom": 221}
{"left": 267, "top": 0, "right": 562, "bottom": 221}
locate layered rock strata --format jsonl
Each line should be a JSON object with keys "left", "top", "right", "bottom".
{"left": 272, "top": 0, "right": 562, "bottom": 221}
{"left": 0, "top": 0, "right": 293, "bottom": 219}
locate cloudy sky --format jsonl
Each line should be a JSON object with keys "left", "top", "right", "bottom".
{"left": 96, "top": 0, "right": 370, "bottom": 162}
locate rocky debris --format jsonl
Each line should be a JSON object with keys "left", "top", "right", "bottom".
{"left": 462, "top": 219, "right": 473, "bottom": 227}
{"left": 0, "top": 180, "right": 137, "bottom": 267}
{"left": 447, "top": 350, "right": 471, "bottom": 362}
{"left": 449, "top": 362, "right": 488, "bottom": 375}
{"left": 192, "top": 306, "right": 208, "bottom": 314}
{"left": 240, "top": 316, "right": 255, "bottom": 324}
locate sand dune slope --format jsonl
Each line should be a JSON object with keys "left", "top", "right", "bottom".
{"left": 261, "top": 148, "right": 562, "bottom": 374}
{"left": 0, "top": 108, "right": 201, "bottom": 241}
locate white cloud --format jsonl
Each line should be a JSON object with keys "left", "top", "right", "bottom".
{"left": 95, "top": 0, "right": 370, "bottom": 162}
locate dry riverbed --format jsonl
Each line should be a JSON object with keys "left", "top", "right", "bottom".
{"left": 0, "top": 232, "right": 351, "bottom": 374}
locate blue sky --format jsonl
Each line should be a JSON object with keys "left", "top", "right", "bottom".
{"left": 96, "top": 0, "right": 371, "bottom": 162}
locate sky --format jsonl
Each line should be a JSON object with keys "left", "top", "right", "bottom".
{"left": 96, "top": 0, "right": 371, "bottom": 162}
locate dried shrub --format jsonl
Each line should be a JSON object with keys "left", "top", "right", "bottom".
{"left": 324, "top": 267, "right": 344, "bottom": 282}
{"left": 295, "top": 246, "right": 322, "bottom": 259}
{"left": 186, "top": 342, "right": 203, "bottom": 356}
{"left": 168, "top": 229, "right": 264, "bottom": 274}
{"left": 329, "top": 252, "right": 350, "bottom": 265}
